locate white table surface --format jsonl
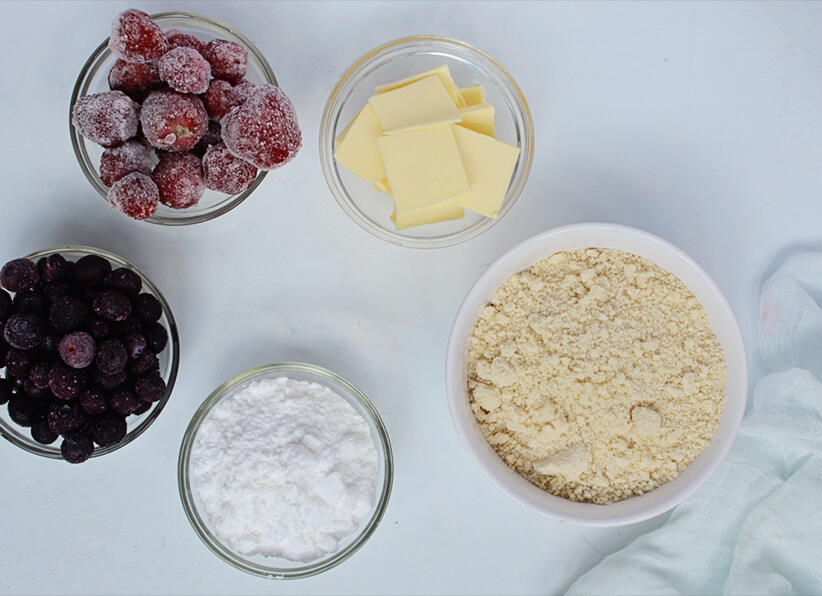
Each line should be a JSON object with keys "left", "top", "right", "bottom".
{"left": 2, "top": 1, "right": 821, "bottom": 594}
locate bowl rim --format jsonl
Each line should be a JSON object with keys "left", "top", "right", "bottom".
{"left": 68, "top": 11, "right": 277, "bottom": 226}
{"left": 0, "top": 245, "right": 180, "bottom": 459}
{"left": 319, "top": 34, "right": 534, "bottom": 248}
{"left": 177, "top": 361, "right": 394, "bottom": 579}
{"left": 445, "top": 222, "right": 748, "bottom": 526}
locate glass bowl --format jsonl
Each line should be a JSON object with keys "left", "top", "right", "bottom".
{"left": 0, "top": 245, "right": 180, "bottom": 459}
{"left": 446, "top": 224, "right": 748, "bottom": 526}
{"left": 69, "top": 12, "right": 278, "bottom": 226}
{"left": 320, "top": 36, "right": 534, "bottom": 248}
{"left": 178, "top": 362, "right": 393, "bottom": 579}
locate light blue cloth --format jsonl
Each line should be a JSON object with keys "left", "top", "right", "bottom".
{"left": 566, "top": 254, "right": 822, "bottom": 596}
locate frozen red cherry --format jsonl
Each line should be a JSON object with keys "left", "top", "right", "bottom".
{"left": 202, "top": 143, "right": 257, "bottom": 194}
{"left": 99, "top": 140, "right": 153, "bottom": 187}
{"left": 108, "top": 59, "right": 161, "bottom": 102}
{"left": 140, "top": 89, "right": 208, "bottom": 152}
{"left": 202, "top": 39, "right": 247, "bottom": 84}
{"left": 158, "top": 47, "right": 212, "bottom": 95}
{"left": 72, "top": 91, "right": 140, "bottom": 148}
{"left": 152, "top": 152, "right": 205, "bottom": 209}
{"left": 109, "top": 9, "right": 168, "bottom": 63}
{"left": 107, "top": 172, "right": 159, "bottom": 221}
{"left": 202, "top": 79, "right": 238, "bottom": 121}
{"left": 221, "top": 85, "right": 302, "bottom": 170}
{"left": 165, "top": 29, "right": 206, "bottom": 54}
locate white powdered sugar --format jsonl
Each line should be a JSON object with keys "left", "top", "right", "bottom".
{"left": 190, "top": 376, "right": 379, "bottom": 562}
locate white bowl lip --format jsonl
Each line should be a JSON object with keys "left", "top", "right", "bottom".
{"left": 445, "top": 222, "right": 748, "bottom": 526}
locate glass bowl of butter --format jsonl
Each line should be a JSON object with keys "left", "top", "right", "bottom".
{"left": 320, "top": 36, "right": 534, "bottom": 248}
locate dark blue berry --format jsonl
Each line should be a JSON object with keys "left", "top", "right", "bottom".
{"left": 104, "top": 268, "right": 142, "bottom": 297}
{"left": 13, "top": 290, "right": 48, "bottom": 315}
{"left": 134, "top": 293, "right": 161, "bottom": 323}
{"left": 24, "top": 378, "right": 51, "bottom": 399}
{"left": 109, "top": 386, "right": 139, "bottom": 415}
{"left": 93, "top": 368, "right": 127, "bottom": 391}
{"left": 129, "top": 351, "right": 159, "bottom": 376}
{"left": 0, "top": 378, "right": 12, "bottom": 405}
{"left": 73, "top": 255, "right": 111, "bottom": 286}
{"left": 79, "top": 387, "right": 108, "bottom": 415}
{"left": 133, "top": 400, "right": 152, "bottom": 415}
{"left": 48, "top": 362, "right": 86, "bottom": 400}
{"left": 43, "top": 282, "right": 70, "bottom": 301}
{"left": 29, "top": 361, "right": 51, "bottom": 389}
{"left": 5, "top": 348, "right": 34, "bottom": 377}
{"left": 0, "top": 258, "right": 39, "bottom": 292}
{"left": 38, "top": 328, "right": 60, "bottom": 356}
{"left": 143, "top": 321, "right": 168, "bottom": 353}
{"left": 96, "top": 339, "right": 127, "bottom": 374}
{"left": 49, "top": 295, "right": 88, "bottom": 332}
{"left": 4, "top": 311, "right": 46, "bottom": 350}
{"left": 60, "top": 434, "right": 94, "bottom": 463}
{"left": 122, "top": 333, "right": 147, "bottom": 360}
{"left": 8, "top": 396, "right": 36, "bottom": 427}
{"left": 111, "top": 315, "right": 142, "bottom": 337}
{"left": 30, "top": 418, "right": 58, "bottom": 444}
{"left": 0, "top": 289, "right": 12, "bottom": 322}
{"left": 37, "top": 254, "right": 68, "bottom": 283}
{"left": 135, "top": 373, "right": 166, "bottom": 403}
{"left": 92, "top": 289, "right": 131, "bottom": 322}
{"left": 90, "top": 412, "right": 127, "bottom": 447}
{"left": 48, "top": 402, "right": 89, "bottom": 436}
{"left": 59, "top": 331, "right": 96, "bottom": 369}
{"left": 88, "top": 317, "right": 111, "bottom": 340}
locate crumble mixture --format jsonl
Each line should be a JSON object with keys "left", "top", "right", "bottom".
{"left": 467, "top": 248, "right": 727, "bottom": 504}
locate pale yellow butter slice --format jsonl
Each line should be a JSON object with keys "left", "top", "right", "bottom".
{"left": 391, "top": 201, "right": 465, "bottom": 230}
{"left": 457, "top": 103, "right": 496, "bottom": 137}
{"left": 378, "top": 124, "right": 470, "bottom": 214}
{"left": 459, "top": 84, "right": 486, "bottom": 107}
{"left": 334, "top": 106, "right": 362, "bottom": 150}
{"left": 333, "top": 103, "right": 385, "bottom": 182}
{"left": 369, "top": 75, "right": 462, "bottom": 134}
{"left": 375, "top": 64, "right": 465, "bottom": 108}
{"left": 457, "top": 120, "right": 496, "bottom": 138}
{"left": 370, "top": 178, "right": 390, "bottom": 194}
{"left": 448, "top": 125, "right": 520, "bottom": 218}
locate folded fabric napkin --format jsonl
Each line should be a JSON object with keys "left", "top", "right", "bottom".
{"left": 566, "top": 253, "right": 822, "bottom": 595}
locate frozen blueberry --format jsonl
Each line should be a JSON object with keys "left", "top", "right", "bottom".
{"left": 0, "top": 378, "right": 12, "bottom": 405}
{"left": 90, "top": 412, "right": 127, "bottom": 447}
{"left": 79, "top": 387, "right": 108, "bottom": 415}
{"left": 92, "top": 289, "right": 131, "bottom": 322}
{"left": 143, "top": 321, "right": 168, "bottom": 353}
{"left": 88, "top": 317, "right": 111, "bottom": 341}
{"left": 59, "top": 331, "right": 97, "bottom": 369}
{"left": 48, "top": 402, "right": 90, "bottom": 436}
{"left": 0, "top": 289, "right": 12, "bottom": 322}
{"left": 122, "top": 333, "right": 147, "bottom": 360}
{"left": 74, "top": 255, "right": 111, "bottom": 286}
{"left": 104, "top": 268, "right": 142, "bottom": 297}
{"left": 61, "top": 434, "right": 94, "bottom": 463}
{"left": 50, "top": 296, "right": 89, "bottom": 333}
{"left": 38, "top": 328, "right": 60, "bottom": 356}
{"left": 135, "top": 373, "right": 166, "bottom": 403}
{"left": 13, "top": 290, "right": 47, "bottom": 315}
{"left": 6, "top": 348, "right": 34, "bottom": 377}
{"left": 48, "top": 362, "right": 86, "bottom": 400}
{"left": 0, "top": 258, "right": 39, "bottom": 292}
{"left": 111, "top": 315, "right": 142, "bottom": 337}
{"left": 43, "top": 282, "right": 70, "bottom": 302}
{"left": 8, "top": 396, "right": 37, "bottom": 427}
{"left": 129, "top": 351, "right": 159, "bottom": 376}
{"left": 109, "top": 386, "right": 140, "bottom": 415}
{"left": 4, "top": 312, "right": 46, "bottom": 350}
{"left": 133, "top": 293, "right": 162, "bottom": 323}
{"left": 31, "top": 418, "right": 59, "bottom": 445}
{"left": 24, "top": 379, "right": 51, "bottom": 399}
{"left": 37, "top": 254, "right": 68, "bottom": 283}
{"left": 133, "top": 400, "right": 152, "bottom": 415}
{"left": 93, "top": 368, "right": 127, "bottom": 391}
{"left": 96, "top": 339, "right": 127, "bottom": 374}
{"left": 29, "top": 361, "right": 51, "bottom": 389}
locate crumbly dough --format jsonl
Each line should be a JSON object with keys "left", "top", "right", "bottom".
{"left": 467, "top": 248, "right": 727, "bottom": 504}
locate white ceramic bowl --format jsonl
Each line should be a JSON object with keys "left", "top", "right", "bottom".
{"left": 445, "top": 223, "right": 748, "bottom": 526}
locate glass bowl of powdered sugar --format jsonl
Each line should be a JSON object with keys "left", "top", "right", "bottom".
{"left": 177, "top": 362, "right": 393, "bottom": 579}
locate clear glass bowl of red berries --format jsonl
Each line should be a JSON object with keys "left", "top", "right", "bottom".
{"left": 0, "top": 246, "right": 180, "bottom": 462}
{"left": 70, "top": 11, "right": 280, "bottom": 225}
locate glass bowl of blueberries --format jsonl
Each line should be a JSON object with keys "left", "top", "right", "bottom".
{"left": 0, "top": 246, "right": 180, "bottom": 463}
{"left": 69, "top": 10, "right": 289, "bottom": 225}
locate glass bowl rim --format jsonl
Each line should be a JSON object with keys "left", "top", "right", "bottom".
{"left": 0, "top": 245, "right": 181, "bottom": 459}
{"left": 177, "top": 361, "right": 394, "bottom": 579}
{"left": 68, "top": 11, "right": 278, "bottom": 226}
{"left": 319, "top": 34, "right": 535, "bottom": 249}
